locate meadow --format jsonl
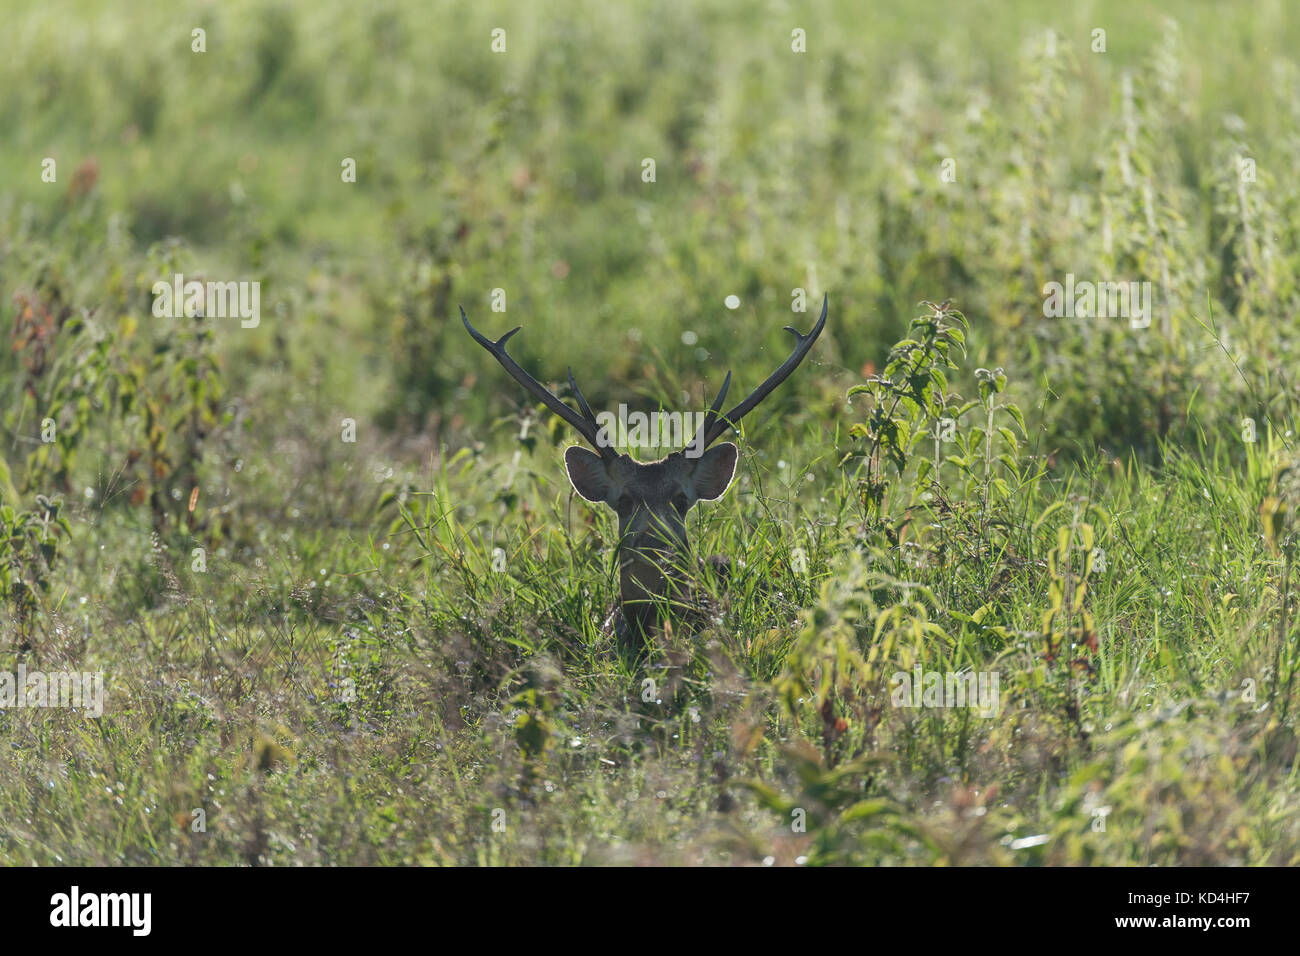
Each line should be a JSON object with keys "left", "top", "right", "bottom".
{"left": 1, "top": 0, "right": 1299, "bottom": 865}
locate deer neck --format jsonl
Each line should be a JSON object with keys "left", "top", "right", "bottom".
{"left": 618, "top": 547, "right": 690, "bottom": 615}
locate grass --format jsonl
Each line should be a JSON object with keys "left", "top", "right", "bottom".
{"left": 0, "top": 0, "right": 1299, "bottom": 865}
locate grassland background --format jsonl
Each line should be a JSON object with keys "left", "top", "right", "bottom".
{"left": 1, "top": 0, "right": 1299, "bottom": 864}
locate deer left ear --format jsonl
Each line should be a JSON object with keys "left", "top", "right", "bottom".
{"left": 692, "top": 442, "right": 738, "bottom": 501}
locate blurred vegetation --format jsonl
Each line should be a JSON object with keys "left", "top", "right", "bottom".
{"left": 0, "top": 0, "right": 1299, "bottom": 864}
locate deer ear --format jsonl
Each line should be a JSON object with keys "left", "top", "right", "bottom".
{"left": 564, "top": 446, "right": 615, "bottom": 503}
{"left": 692, "top": 442, "right": 738, "bottom": 501}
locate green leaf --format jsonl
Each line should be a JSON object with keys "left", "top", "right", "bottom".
{"left": 838, "top": 798, "right": 894, "bottom": 824}
{"left": 1005, "top": 402, "right": 1027, "bottom": 437}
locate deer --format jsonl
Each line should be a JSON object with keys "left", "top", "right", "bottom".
{"left": 462, "top": 294, "right": 828, "bottom": 649}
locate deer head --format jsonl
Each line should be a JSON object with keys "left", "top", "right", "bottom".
{"left": 463, "top": 295, "right": 828, "bottom": 634}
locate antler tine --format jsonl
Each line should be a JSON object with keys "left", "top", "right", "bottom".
{"left": 566, "top": 368, "right": 598, "bottom": 425}
{"left": 686, "top": 370, "right": 731, "bottom": 453}
{"left": 702, "top": 293, "right": 828, "bottom": 448}
{"left": 565, "top": 367, "right": 620, "bottom": 460}
{"left": 461, "top": 306, "right": 615, "bottom": 459}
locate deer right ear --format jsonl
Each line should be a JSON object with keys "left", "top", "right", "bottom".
{"left": 692, "top": 441, "right": 738, "bottom": 501}
{"left": 564, "top": 446, "right": 615, "bottom": 503}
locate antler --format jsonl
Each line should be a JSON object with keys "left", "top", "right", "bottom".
{"left": 692, "top": 293, "right": 829, "bottom": 449}
{"left": 461, "top": 306, "right": 616, "bottom": 461}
